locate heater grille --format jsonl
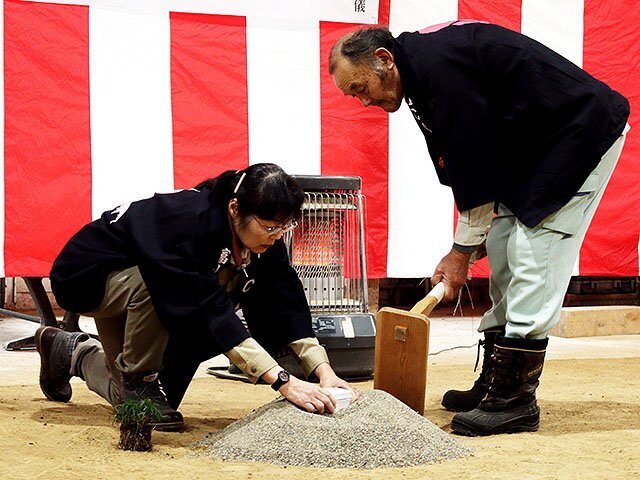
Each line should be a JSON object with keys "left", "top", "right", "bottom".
{"left": 286, "top": 176, "right": 368, "bottom": 314}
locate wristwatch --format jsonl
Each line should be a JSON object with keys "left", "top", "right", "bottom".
{"left": 270, "top": 370, "right": 291, "bottom": 391}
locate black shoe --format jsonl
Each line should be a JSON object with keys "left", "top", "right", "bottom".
{"left": 450, "top": 336, "right": 548, "bottom": 436}
{"left": 120, "top": 372, "right": 185, "bottom": 432}
{"left": 35, "top": 326, "right": 90, "bottom": 402}
{"left": 441, "top": 328, "right": 503, "bottom": 412}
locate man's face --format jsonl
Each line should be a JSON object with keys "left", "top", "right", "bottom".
{"left": 332, "top": 52, "right": 403, "bottom": 112}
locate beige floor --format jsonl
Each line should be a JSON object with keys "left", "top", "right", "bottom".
{"left": 1, "top": 314, "right": 639, "bottom": 479}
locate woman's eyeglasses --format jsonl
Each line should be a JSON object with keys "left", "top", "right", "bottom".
{"left": 252, "top": 216, "right": 299, "bottom": 235}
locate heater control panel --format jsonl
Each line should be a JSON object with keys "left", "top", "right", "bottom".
{"left": 311, "top": 314, "right": 376, "bottom": 338}
{"left": 312, "top": 317, "right": 337, "bottom": 333}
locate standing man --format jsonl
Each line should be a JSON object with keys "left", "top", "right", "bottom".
{"left": 329, "top": 21, "right": 629, "bottom": 436}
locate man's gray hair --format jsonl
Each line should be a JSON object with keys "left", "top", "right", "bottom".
{"left": 329, "top": 27, "right": 396, "bottom": 74}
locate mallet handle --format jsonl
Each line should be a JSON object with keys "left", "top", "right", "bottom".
{"left": 409, "top": 282, "right": 446, "bottom": 316}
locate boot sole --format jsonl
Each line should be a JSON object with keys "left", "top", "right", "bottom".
{"left": 451, "top": 417, "right": 539, "bottom": 437}
{"left": 35, "top": 327, "right": 71, "bottom": 403}
{"left": 451, "top": 404, "right": 540, "bottom": 437}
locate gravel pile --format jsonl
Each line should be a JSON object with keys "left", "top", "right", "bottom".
{"left": 194, "top": 389, "right": 473, "bottom": 469}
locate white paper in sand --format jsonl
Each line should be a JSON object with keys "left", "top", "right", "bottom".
{"left": 326, "top": 387, "right": 354, "bottom": 413}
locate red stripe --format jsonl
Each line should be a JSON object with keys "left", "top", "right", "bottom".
{"left": 459, "top": 0, "right": 522, "bottom": 278}
{"left": 458, "top": 0, "right": 522, "bottom": 33}
{"left": 378, "top": 0, "right": 390, "bottom": 26}
{"left": 580, "top": 1, "right": 640, "bottom": 276}
{"left": 4, "top": 0, "right": 91, "bottom": 277}
{"left": 319, "top": 0, "right": 390, "bottom": 278}
{"left": 170, "top": 13, "right": 249, "bottom": 189}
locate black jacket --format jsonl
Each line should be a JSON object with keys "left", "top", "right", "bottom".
{"left": 394, "top": 22, "right": 630, "bottom": 227}
{"left": 50, "top": 188, "right": 313, "bottom": 362}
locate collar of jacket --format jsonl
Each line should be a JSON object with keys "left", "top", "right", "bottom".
{"left": 392, "top": 38, "right": 422, "bottom": 106}
{"left": 228, "top": 213, "right": 250, "bottom": 268}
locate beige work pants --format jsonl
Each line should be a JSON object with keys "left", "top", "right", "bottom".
{"left": 480, "top": 130, "right": 628, "bottom": 339}
{"left": 70, "top": 266, "right": 168, "bottom": 406}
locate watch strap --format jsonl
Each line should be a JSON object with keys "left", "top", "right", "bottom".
{"left": 270, "top": 370, "right": 290, "bottom": 391}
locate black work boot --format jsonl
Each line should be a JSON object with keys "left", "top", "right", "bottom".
{"left": 441, "top": 327, "right": 504, "bottom": 412}
{"left": 451, "top": 335, "right": 548, "bottom": 436}
{"left": 35, "top": 326, "right": 90, "bottom": 402}
{"left": 120, "top": 372, "right": 185, "bottom": 432}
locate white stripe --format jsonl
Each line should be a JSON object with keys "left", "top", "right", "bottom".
{"left": 522, "top": 0, "right": 584, "bottom": 67}
{"left": 172, "top": 0, "right": 380, "bottom": 23}
{"left": 23, "top": 0, "right": 380, "bottom": 24}
{"left": 90, "top": 6, "right": 175, "bottom": 219}
{"left": 522, "top": 0, "right": 584, "bottom": 276}
{"left": 386, "top": 0, "right": 457, "bottom": 278}
{"left": 0, "top": 0, "right": 5, "bottom": 276}
{"left": 246, "top": 17, "right": 321, "bottom": 175}
{"left": 390, "top": 0, "right": 457, "bottom": 33}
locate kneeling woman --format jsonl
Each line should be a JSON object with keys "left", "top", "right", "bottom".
{"left": 37, "top": 163, "right": 359, "bottom": 431}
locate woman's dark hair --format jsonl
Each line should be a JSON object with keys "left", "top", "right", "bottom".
{"left": 195, "top": 163, "right": 304, "bottom": 223}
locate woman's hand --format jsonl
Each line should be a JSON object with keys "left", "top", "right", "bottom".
{"left": 314, "top": 363, "right": 360, "bottom": 402}
{"left": 278, "top": 376, "right": 336, "bottom": 414}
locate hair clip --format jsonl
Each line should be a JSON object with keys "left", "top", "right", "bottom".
{"left": 233, "top": 172, "right": 247, "bottom": 194}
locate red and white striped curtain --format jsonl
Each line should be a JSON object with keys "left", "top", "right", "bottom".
{"left": 3, "top": 0, "right": 639, "bottom": 279}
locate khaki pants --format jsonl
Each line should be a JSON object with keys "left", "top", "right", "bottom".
{"left": 70, "top": 266, "right": 169, "bottom": 406}
{"left": 479, "top": 131, "right": 628, "bottom": 339}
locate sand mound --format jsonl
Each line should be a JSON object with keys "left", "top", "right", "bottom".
{"left": 194, "top": 389, "right": 473, "bottom": 469}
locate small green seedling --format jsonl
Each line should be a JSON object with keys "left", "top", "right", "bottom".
{"left": 113, "top": 399, "right": 162, "bottom": 452}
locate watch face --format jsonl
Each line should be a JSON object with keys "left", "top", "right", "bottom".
{"left": 278, "top": 370, "right": 290, "bottom": 382}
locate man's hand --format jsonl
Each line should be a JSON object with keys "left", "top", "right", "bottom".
{"left": 431, "top": 248, "right": 472, "bottom": 302}
{"left": 314, "top": 362, "right": 360, "bottom": 402}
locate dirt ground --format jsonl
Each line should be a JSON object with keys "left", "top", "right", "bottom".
{"left": 1, "top": 357, "right": 639, "bottom": 480}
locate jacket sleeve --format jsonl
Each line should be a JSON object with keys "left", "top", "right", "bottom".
{"left": 454, "top": 202, "right": 494, "bottom": 247}
{"left": 288, "top": 337, "right": 330, "bottom": 377}
{"left": 241, "top": 239, "right": 315, "bottom": 353}
{"left": 225, "top": 338, "right": 279, "bottom": 383}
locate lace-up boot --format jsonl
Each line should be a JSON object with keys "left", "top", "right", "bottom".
{"left": 441, "top": 327, "right": 504, "bottom": 412}
{"left": 451, "top": 335, "right": 548, "bottom": 436}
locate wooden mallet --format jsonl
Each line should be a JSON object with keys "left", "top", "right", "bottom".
{"left": 373, "top": 282, "right": 446, "bottom": 414}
